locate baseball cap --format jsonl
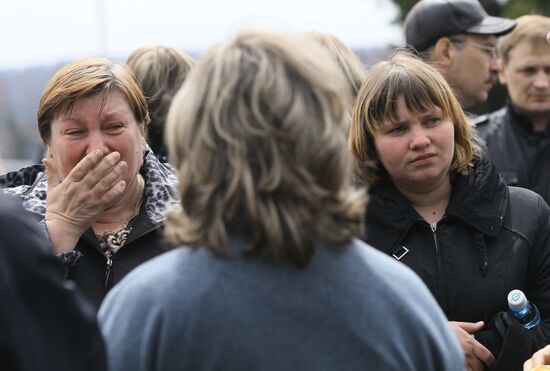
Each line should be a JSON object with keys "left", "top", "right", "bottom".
{"left": 405, "top": 0, "right": 516, "bottom": 52}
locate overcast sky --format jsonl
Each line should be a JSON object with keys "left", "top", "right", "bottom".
{"left": 0, "top": 0, "right": 403, "bottom": 70}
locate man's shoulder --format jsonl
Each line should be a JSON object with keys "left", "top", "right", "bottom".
{"left": 474, "top": 107, "right": 510, "bottom": 142}
{"left": 473, "top": 107, "right": 508, "bottom": 128}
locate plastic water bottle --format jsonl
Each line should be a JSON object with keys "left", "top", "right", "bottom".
{"left": 507, "top": 289, "right": 541, "bottom": 329}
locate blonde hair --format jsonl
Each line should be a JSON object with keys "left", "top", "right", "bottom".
{"left": 126, "top": 45, "right": 194, "bottom": 132}
{"left": 498, "top": 15, "right": 550, "bottom": 65}
{"left": 37, "top": 57, "right": 148, "bottom": 143}
{"left": 307, "top": 31, "right": 367, "bottom": 99}
{"left": 165, "top": 30, "right": 366, "bottom": 266}
{"left": 349, "top": 51, "right": 480, "bottom": 185}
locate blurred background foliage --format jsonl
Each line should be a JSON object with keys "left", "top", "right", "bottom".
{"left": 389, "top": 0, "right": 550, "bottom": 115}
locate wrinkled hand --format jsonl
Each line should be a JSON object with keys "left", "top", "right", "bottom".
{"left": 449, "top": 321, "right": 496, "bottom": 371}
{"left": 43, "top": 150, "right": 127, "bottom": 253}
{"left": 524, "top": 344, "right": 550, "bottom": 371}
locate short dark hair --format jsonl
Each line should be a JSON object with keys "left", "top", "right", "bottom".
{"left": 38, "top": 57, "right": 149, "bottom": 143}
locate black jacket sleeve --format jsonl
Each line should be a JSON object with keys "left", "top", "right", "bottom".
{"left": 527, "top": 194, "right": 550, "bottom": 345}
{"left": 476, "top": 194, "right": 550, "bottom": 370}
{"left": 0, "top": 193, "right": 106, "bottom": 371}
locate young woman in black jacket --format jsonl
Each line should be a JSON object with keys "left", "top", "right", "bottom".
{"left": 349, "top": 51, "right": 550, "bottom": 371}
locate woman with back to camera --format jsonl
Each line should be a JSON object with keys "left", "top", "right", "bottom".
{"left": 348, "top": 51, "right": 550, "bottom": 371}
{"left": 0, "top": 58, "right": 178, "bottom": 309}
{"left": 98, "top": 31, "right": 464, "bottom": 371}
{"left": 126, "top": 45, "right": 195, "bottom": 162}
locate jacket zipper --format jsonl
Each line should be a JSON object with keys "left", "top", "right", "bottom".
{"left": 83, "top": 220, "right": 163, "bottom": 289}
{"left": 104, "top": 255, "right": 113, "bottom": 288}
{"left": 430, "top": 222, "right": 444, "bottom": 304}
{"left": 430, "top": 222, "right": 438, "bottom": 251}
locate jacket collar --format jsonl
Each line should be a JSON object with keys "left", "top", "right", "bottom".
{"left": 445, "top": 155, "right": 508, "bottom": 236}
{"left": 365, "top": 155, "right": 508, "bottom": 250}
{"left": 0, "top": 164, "right": 44, "bottom": 189}
{"left": 507, "top": 101, "right": 550, "bottom": 137}
{"left": 364, "top": 183, "right": 417, "bottom": 254}
{"left": 0, "top": 148, "right": 179, "bottom": 224}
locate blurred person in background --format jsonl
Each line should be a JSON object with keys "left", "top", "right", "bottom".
{"left": 404, "top": 0, "right": 515, "bottom": 110}
{"left": 476, "top": 15, "right": 550, "bottom": 204}
{"left": 0, "top": 57, "right": 178, "bottom": 309}
{"left": 0, "top": 192, "right": 105, "bottom": 371}
{"left": 126, "top": 45, "right": 195, "bottom": 163}
{"left": 349, "top": 51, "right": 550, "bottom": 371}
{"left": 307, "top": 31, "right": 366, "bottom": 101}
{"left": 98, "top": 30, "right": 464, "bottom": 371}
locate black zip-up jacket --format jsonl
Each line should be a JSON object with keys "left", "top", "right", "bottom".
{"left": 365, "top": 155, "right": 550, "bottom": 367}
{"left": 0, "top": 149, "right": 179, "bottom": 309}
{"left": 475, "top": 103, "right": 550, "bottom": 204}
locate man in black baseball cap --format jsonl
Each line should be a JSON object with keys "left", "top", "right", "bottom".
{"left": 404, "top": 0, "right": 516, "bottom": 109}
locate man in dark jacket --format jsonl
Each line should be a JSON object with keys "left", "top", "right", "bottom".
{"left": 404, "top": 0, "right": 515, "bottom": 109}
{"left": 0, "top": 193, "right": 106, "bottom": 371}
{"left": 476, "top": 15, "right": 550, "bottom": 204}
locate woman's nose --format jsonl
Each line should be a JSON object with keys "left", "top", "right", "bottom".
{"left": 409, "top": 128, "right": 430, "bottom": 150}
{"left": 86, "top": 133, "right": 109, "bottom": 155}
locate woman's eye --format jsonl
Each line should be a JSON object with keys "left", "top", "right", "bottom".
{"left": 65, "top": 129, "right": 83, "bottom": 136}
{"left": 107, "top": 123, "right": 125, "bottom": 130}
{"left": 389, "top": 126, "right": 406, "bottom": 134}
{"left": 426, "top": 117, "right": 441, "bottom": 125}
